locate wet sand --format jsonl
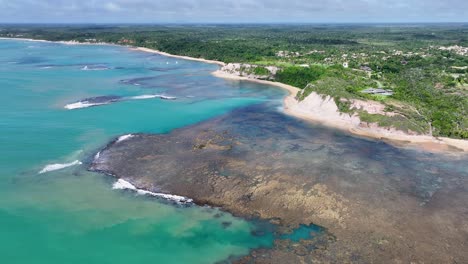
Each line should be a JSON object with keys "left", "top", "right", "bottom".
{"left": 90, "top": 104, "right": 468, "bottom": 263}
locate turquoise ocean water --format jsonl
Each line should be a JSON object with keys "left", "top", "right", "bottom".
{"left": 0, "top": 40, "right": 286, "bottom": 263}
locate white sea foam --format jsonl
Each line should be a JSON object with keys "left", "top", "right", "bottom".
{"left": 130, "top": 95, "right": 160, "bottom": 100}
{"left": 116, "top": 134, "right": 134, "bottom": 143}
{"left": 40, "top": 66, "right": 53, "bottom": 69}
{"left": 112, "top": 179, "right": 137, "bottom": 190}
{"left": 81, "top": 65, "right": 109, "bottom": 71}
{"left": 160, "top": 95, "right": 177, "bottom": 100}
{"left": 112, "top": 179, "right": 192, "bottom": 204}
{"left": 39, "top": 160, "right": 82, "bottom": 174}
{"left": 129, "top": 94, "right": 177, "bottom": 100}
{"left": 64, "top": 101, "right": 107, "bottom": 110}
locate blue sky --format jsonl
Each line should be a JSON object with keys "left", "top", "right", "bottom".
{"left": 1, "top": 0, "right": 467, "bottom": 23}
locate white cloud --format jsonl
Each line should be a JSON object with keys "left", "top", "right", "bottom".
{"left": 104, "top": 2, "right": 121, "bottom": 12}
{"left": 0, "top": 0, "right": 467, "bottom": 23}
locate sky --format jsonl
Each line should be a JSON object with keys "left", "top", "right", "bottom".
{"left": 0, "top": 0, "right": 467, "bottom": 23}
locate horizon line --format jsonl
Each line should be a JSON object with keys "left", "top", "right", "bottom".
{"left": 1, "top": 22, "right": 468, "bottom": 25}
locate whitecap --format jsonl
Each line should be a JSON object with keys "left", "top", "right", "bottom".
{"left": 39, "top": 160, "right": 82, "bottom": 174}
{"left": 64, "top": 101, "right": 107, "bottom": 110}
{"left": 130, "top": 95, "right": 160, "bottom": 100}
{"left": 112, "top": 179, "right": 193, "bottom": 204}
{"left": 129, "top": 94, "right": 177, "bottom": 100}
{"left": 81, "top": 65, "right": 110, "bottom": 71}
{"left": 116, "top": 134, "right": 134, "bottom": 143}
{"left": 160, "top": 95, "right": 177, "bottom": 100}
{"left": 112, "top": 179, "right": 137, "bottom": 190}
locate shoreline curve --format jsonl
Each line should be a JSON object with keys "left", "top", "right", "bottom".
{"left": 1, "top": 37, "right": 466, "bottom": 153}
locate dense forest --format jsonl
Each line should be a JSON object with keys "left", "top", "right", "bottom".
{"left": 1, "top": 24, "right": 467, "bottom": 138}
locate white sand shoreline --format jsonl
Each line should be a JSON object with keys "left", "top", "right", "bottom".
{"left": 0, "top": 37, "right": 114, "bottom": 46}
{"left": 135, "top": 47, "right": 226, "bottom": 66}
{"left": 2, "top": 37, "right": 466, "bottom": 153}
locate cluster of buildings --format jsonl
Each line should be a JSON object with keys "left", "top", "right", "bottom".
{"left": 438, "top": 45, "right": 468, "bottom": 56}
{"left": 118, "top": 38, "right": 135, "bottom": 44}
{"left": 361, "top": 88, "right": 394, "bottom": 96}
{"left": 276, "top": 50, "right": 300, "bottom": 57}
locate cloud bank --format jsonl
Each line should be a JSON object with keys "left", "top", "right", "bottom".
{"left": 0, "top": 0, "right": 467, "bottom": 23}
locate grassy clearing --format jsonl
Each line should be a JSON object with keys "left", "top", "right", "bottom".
{"left": 358, "top": 111, "right": 429, "bottom": 134}
{"left": 253, "top": 60, "right": 295, "bottom": 67}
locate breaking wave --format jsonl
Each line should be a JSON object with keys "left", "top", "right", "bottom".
{"left": 81, "top": 65, "right": 111, "bottom": 71}
{"left": 116, "top": 134, "right": 134, "bottom": 143}
{"left": 112, "top": 179, "right": 193, "bottom": 204}
{"left": 130, "top": 94, "right": 177, "bottom": 100}
{"left": 64, "top": 101, "right": 109, "bottom": 109}
{"left": 64, "top": 94, "right": 176, "bottom": 110}
{"left": 64, "top": 96, "right": 122, "bottom": 110}
{"left": 39, "top": 160, "right": 82, "bottom": 174}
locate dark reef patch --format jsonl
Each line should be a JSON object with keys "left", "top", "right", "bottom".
{"left": 90, "top": 103, "right": 468, "bottom": 263}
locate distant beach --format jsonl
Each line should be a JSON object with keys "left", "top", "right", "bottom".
{"left": 135, "top": 47, "right": 226, "bottom": 66}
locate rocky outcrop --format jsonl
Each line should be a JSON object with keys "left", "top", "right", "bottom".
{"left": 218, "top": 63, "right": 278, "bottom": 80}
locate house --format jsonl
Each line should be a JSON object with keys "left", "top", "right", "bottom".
{"left": 361, "top": 88, "right": 394, "bottom": 96}
{"left": 360, "top": 66, "right": 372, "bottom": 72}
{"left": 118, "top": 39, "right": 134, "bottom": 44}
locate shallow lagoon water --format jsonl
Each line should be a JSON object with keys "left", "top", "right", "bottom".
{"left": 0, "top": 39, "right": 285, "bottom": 263}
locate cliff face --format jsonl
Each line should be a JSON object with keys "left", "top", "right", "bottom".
{"left": 218, "top": 63, "right": 278, "bottom": 80}
{"left": 285, "top": 92, "right": 432, "bottom": 138}
{"left": 285, "top": 92, "right": 361, "bottom": 130}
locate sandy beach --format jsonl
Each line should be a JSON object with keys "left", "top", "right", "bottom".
{"left": 135, "top": 47, "right": 226, "bottom": 66}
{"left": 0, "top": 37, "right": 113, "bottom": 46}
{"left": 212, "top": 70, "right": 300, "bottom": 96}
